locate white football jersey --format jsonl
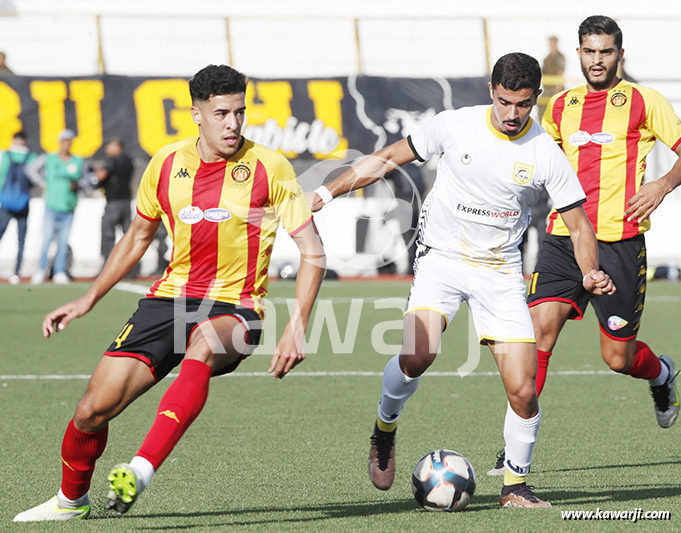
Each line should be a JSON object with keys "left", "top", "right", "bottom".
{"left": 409, "top": 106, "right": 585, "bottom": 273}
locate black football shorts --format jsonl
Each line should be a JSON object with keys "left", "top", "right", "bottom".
{"left": 527, "top": 233, "right": 646, "bottom": 340}
{"left": 104, "top": 297, "right": 262, "bottom": 381}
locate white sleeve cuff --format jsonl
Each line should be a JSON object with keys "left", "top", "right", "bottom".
{"left": 315, "top": 185, "right": 334, "bottom": 205}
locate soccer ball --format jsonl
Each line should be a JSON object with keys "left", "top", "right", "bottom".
{"left": 411, "top": 449, "right": 476, "bottom": 512}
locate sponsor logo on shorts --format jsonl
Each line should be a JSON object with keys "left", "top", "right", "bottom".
{"left": 178, "top": 205, "right": 204, "bottom": 225}
{"left": 608, "top": 315, "right": 629, "bottom": 331}
{"left": 204, "top": 208, "right": 232, "bottom": 222}
{"left": 513, "top": 162, "right": 533, "bottom": 185}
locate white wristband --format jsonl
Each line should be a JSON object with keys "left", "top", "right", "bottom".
{"left": 315, "top": 185, "right": 334, "bottom": 205}
{"left": 583, "top": 274, "right": 589, "bottom": 284}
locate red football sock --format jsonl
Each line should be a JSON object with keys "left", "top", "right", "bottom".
{"left": 137, "top": 359, "right": 212, "bottom": 470}
{"left": 60, "top": 419, "right": 108, "bottom": 500}
{"left": 535, "top": 350, "right": 552, "bottom": 397}
{"left": 626, "top": 341, "right": 661, "bottom": 380}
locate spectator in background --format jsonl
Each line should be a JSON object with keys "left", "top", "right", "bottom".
{"left": 93, "top": 138, "right": 134, "bottom": 265}
{"left": 27, "top": 129, "right": 84, "bottom": 285}
{"left": 0, "top": 131, "right": 38, "bottom": 284}
{"left": 0, "top": 52, "right": 13, "bottom": 75}
{"left": 537, "top": 36, "right": 565, "bottom": 119}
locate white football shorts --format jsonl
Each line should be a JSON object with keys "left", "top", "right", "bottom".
{"left": 406, "top": 247, "right": 535, "bottom": 344}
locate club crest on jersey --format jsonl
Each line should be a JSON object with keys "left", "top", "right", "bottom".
{"left": 203, "top": 208, "right": 232, "bottom": 222}
{"left": 512, "top": 162, "right": 533, "bottom": 185}
{"left": 178, "top": 205, "right": 204, "bottom": 225}
{"left": 608, "top": 315, "right": 628, "bottom": 331}
{"left": 231, "top": 164, "right": 251, "bottom": 183}
{"left": 611, "top": 92, "right": 627, "bottom": 107}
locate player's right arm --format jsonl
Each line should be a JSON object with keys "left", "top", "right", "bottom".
{"left": 42, "top": 213, "right": 161, "bottom": 338}
{"left": 308, "top": 138, "right": 417, "bottom": 212}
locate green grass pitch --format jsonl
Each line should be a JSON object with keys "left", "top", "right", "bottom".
{"left": 2, "top": 278, "right": 681, "bottom": 531}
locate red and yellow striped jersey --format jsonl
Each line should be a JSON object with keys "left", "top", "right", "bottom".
{"left": 136, "top": 136, "right": 312, "bottom": 316}
{"left": 543, "top": 79, "right": 681, "bottom": 241}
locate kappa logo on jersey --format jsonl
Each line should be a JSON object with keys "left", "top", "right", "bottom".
{"left": 174, "top": 167, "right": 191, "bottom": 179}
{"left": 204, "top": 207, "right": 232, "bottom": 222}
{"left": 608, "top": 315, "right": 629, "bottom": 331}
{"left": 568, "top": 96, "right": 580, "bottom": 106}
{"left": 512, "top": 162, "right": 533, "bottom": 185}
{"left": 178, "top": 205, "right": 204, "bottom": 225}
{"left": 288, "top": 190, "right": 302, "bottom": 202}
{"left": 461, "top": 154, "right": 472, "bottom": 165}
{"left": 231, "top": 164, "right": 251, "bottom": 183}
{"left": 611, "top": 92, "right": 627, "bottom": 107}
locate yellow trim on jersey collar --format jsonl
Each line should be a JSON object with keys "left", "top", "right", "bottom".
{"left": 486, "top": 106, "right": 533, "bottom": 141}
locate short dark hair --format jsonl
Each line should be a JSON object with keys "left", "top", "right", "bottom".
{"left": 189, "top": 65, "right": 248, "bottom": 103}
{"left": 578, "top": 15, "right": 622, "bottom": 50}
{"left": 491, "top": 53, "right": 542, "bottom": 96}
{"left": 13, "top": 131, "right": 26, "bottom": 141}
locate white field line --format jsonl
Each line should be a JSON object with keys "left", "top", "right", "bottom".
{"left": 0, "top": 370, "right": 616, "bottom": 380}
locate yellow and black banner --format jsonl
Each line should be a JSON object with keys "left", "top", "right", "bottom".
{"left": 0, "top": 75, "right": 489, "bottom": 161}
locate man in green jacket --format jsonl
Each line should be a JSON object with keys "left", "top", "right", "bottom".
{"left": 27, "top": 129, "right": 84, "bottom": 285}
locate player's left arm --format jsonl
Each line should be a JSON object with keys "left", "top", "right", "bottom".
{"left": 269, "top": 220, "right": 326, "bottom": 379}
{"left": 561, "top": 205, "right": 616, "bottom": 296}
{"left": 625, "top": 143, "right": 681, "bottom": 222}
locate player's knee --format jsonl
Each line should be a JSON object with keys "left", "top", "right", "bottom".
{"left": 506, "top": 383, "right": 537, "bottom": 415}
{"left": 74, "top": 396, "right": 113, "bottom": 432}
{"left": 604, "top": 354, "right": 629, "bottom": 373}
{"left": 399, "top": 351, "right": 434, "bottom": 378}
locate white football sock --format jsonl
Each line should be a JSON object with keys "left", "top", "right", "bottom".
{"left": 377, "top": 355, "right": 421, "bottom": 424}
{"left": 130, "top": 456, "right": 155, "bottom": 493}
{"left": 503, "top": 403, "right": 541, "bottom": 477}
{"left": 649, "top": 358, "right": 670, "bottom": 387}
{"left": 57, "top": 489, "right": 89, "bottom": 509}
